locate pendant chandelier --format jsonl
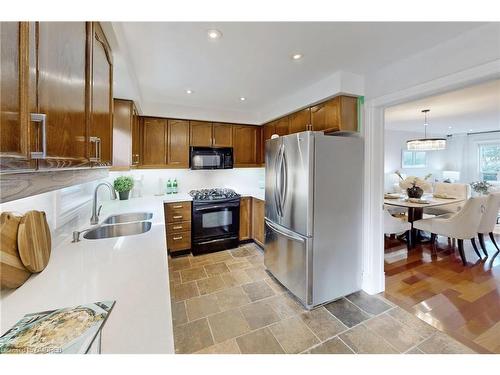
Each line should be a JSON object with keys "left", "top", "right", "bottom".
{"left": 407, "top": 109, "right": 446, "bottom": 151}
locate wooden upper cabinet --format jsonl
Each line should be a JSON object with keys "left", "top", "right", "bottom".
{"left": 232, "top": 125, "right": 258, "bottom": 166}
{"left": 131, "top": 106, "right": 141, "bottom": 166}
{"left": 337, "top": 96, "right": 358, "bottom": 132}
{"left": 275, "top": 116, "right": 289, "bottom": 136}
{"left": 89, "top": 22, "right": 113, "bottom": 166}
{"left": 142, "top": 117, "right": 167, "bottom": 166}
{"left": 0, "top": 22, "right": 34, "bottom": 171}
{"left": 289, "top": 108, "right": 311, "bottom": 134}
{"left": 190, "top": 121, "right": 213, "bottom": 147}
{"left": 263, "top": 122, "right": 276, "bottom": 142}
{"left": 311, "top": 96, "right": 358, "bottom": 133}
{"left": 167, "top": 119, "right": 189, "bottom": 167}
{"left": 213, "top": 123, "right": 233, "bottom": 147}
{"left": 112, "top": 98, "right": 136, "bottom": 168}
{"left": 36, "top": 22, "right": 89, "bottom": 168}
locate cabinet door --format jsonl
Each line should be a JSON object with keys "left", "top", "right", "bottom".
{"left": 142, "top": 117, "right": 167, "bottom": 166}
{"left": 232, "top": 125, "right": 257, "bottom": 166}
{"left": 289, "top": 108, "right": 311, "bottom": 134}
{"left": 190, "top": 120, "right": 213, "bottom": 146}
{"left": 263, "top": 122, "right": 276, "bottom": 142}
{"left": 131, "top": 105, "right": 141, "bottom": 166}
{"left": 89, "top": 22, "right": 113, "bottom": 166}
{"left": 338, "top": 96, "right": 358, "bottom": 132}
{"left": 311, "top": 97, "right": 340, "bottom": 132}
{"left": 36, "top": 22, "right": 89, "bottom": 168}
{"left": 252, "top": 198, "right": 265, "bottom": 247}
{"left": 213, "top": 123, "right": 233, "bottom": 147}
{"left": 239, "top": 196, "right": 252, "bottom": 241}
{"left": 112, "top": 99, "right": 133, "bottom": 168}
{"left": 167, "top": 119, "right": 189, "bottom": 167}
{"left": 275, "top": 116, "right": 289, "bottom": 136}
{"left": 0, "top": 22, "right": 35, "bottom": 171}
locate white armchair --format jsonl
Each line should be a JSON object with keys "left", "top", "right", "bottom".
{"left": 413, "top": 196, "right": 487, "bottom": 265}
{"left": 424, "top": 183, "right": 470, "bottom": 216}
{"left": 477, "top": 192, "right": 500, "bottom": 256}
{"left": 384, "top": 209, "right": 412, "bottom": 250}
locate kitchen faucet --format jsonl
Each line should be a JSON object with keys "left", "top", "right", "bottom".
{"left": 90, "top": 182, "right": 117, "bottom": 225}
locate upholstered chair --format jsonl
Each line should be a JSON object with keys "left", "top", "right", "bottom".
{"left": 413, "top": 196, "right": 487, "bottom": 265}
{"left": 424, "top": 183, "right": 470, "bottom": 216}
{"left": 384, "top": 209, "right": 412, "bottom": 250}
{"left": 477, "top": 192, "right": 500, "bottom": 257}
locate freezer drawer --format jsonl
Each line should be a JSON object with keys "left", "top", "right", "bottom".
{"left": 264, "top": 219, "right": 312, "bottom": 306}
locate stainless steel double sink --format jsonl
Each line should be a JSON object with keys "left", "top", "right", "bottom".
{"left": 83, "top": 212, "right": 153, "bottom": 240}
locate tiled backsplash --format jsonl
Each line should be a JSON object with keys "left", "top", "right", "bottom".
{"left": 0, "top": 168, "right": 265, "bottom": 248}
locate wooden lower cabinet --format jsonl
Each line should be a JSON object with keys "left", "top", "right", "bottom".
{"left": 239, "top": 197, "right": 252, "bottom": 241}
{"left": 252, "top": 198, "right": 265, "bottom": 247}
{"left": 165, "top": 201, "right": 192, "bottom": 254}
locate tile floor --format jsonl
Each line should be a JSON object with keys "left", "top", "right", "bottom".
{"left": 169, "top": 243, "right": 476, "bottom": 354}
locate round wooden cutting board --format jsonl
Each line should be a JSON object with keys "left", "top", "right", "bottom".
{"left": 17, "top": 210, "right": 51, "bottom": 273}
{"left": 0, "top": 212, "right": 32, "bottom": 289}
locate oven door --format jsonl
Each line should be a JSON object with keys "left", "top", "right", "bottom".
{"left": 192, "top": 199, "right": 240, "bottom": 241}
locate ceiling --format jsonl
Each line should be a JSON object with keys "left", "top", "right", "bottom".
{"left": 385, "top": 79, "right": 500, "bottom": 135}
{"left": 112, "top": 22, "right": 485, "bottom": 124}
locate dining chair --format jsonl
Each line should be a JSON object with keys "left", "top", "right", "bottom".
{"left": 477, "top": 192, "right": 500, "bottom": 257}
{"left": 384, "top": 209, "right": 412, "bottom": 250}
{"left": 413, "top": 196, "right": 487, "bottom": 265}
{"left": 424, "top": 182, "right": 470, "bottom": 216}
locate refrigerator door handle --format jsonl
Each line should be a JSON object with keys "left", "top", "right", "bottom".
{"left": 274, "top": 144, "right": 284, "bottom": 217}
{"left": 265, "top": 219, "right": 306, "bottom": 243}
{"left": 280, "top": 145, "right": 288, "bottom": 212}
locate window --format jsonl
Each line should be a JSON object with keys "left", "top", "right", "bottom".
{"left": 401, "top": 150, "right": 426, "bottom": 168}
{"left": 479, "top": 143, "right": 500, "bottom": 181}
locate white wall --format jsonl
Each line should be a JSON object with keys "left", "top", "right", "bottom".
{"left": 444, "top": 132, "right": 500, "bottom": 183}
{"left": 0, "top": 168, "right": 265, "bottom": 249}
{"left": 384, "top": 129, "right": 447, "bottom": 192}
{"left": 107, "top": 168, "right": 264, "bottom": 196}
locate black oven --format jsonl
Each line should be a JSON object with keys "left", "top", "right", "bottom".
{"left": 192, "top": 197, "right": 240, "bottom": 254}
{"left": 190, "top": 147, "right": 233, "bottom": 170}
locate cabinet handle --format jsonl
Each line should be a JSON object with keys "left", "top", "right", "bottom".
{"left": 89, "top": 136, "right": 101, "bottom": 162}
{"left": 173, "top": 236, "right": 183, "bottom": 240}
{"left": 30, "top": 113, "right": 47, "bottom": 159}
{"left": 173, "top": 215, "right": 183, "bottom": 219}
{"left": 172, "top": 205, "right": 183, "bottom": 209}
{"left": 173, "top": 225, "right": 183, "bottom": 230}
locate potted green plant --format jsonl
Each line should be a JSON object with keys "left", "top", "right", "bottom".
{"left": 470, "top": 181, "right": 491, "bottom": 196}
{"left": 113, "top": 176, "right": 134, "bottom": 200}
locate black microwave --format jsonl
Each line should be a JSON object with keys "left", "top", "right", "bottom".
{"left": 190, "top": 147, "right": 233, "bottom": 170}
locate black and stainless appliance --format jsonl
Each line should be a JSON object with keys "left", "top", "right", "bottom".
{"left": 190, "top": 188, "right": 240, "bottom": 254}
{"left": 190, "top": 147, "right": 233, "bottom": 170}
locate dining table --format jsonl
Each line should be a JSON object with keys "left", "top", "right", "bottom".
{"left": 384, "top": 194, "right": 466, "bottom": 246}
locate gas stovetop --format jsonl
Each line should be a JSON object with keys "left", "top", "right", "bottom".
{"left": 189, "top": 188, "right": 240, "bottom": 201}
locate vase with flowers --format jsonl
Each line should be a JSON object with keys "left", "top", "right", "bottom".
{"left": 395, "top": 171, "right": 432, "bottom": 199}
{"left": 470, "top": 181, "right": 490, "bottom": 196}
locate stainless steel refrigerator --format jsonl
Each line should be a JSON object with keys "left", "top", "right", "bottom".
{"left": 264, "top": 131, "right": 363, "bottom": 308}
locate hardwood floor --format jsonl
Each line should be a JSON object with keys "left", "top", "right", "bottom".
{"left": 384, "top": 229, "right": 500, "bottom": 353}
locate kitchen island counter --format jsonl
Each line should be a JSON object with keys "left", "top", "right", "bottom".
{"left": 0, "top": 195, "right": 175, "bottom": 354}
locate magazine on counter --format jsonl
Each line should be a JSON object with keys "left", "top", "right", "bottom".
{"left": 0, "top": 300, "right": 115, "bottom": 354}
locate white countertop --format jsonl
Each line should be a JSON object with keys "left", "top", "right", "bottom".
{"left": 0, "top": 190, "right": 264, "bottom": 354}
{"left": 0, "top": 195, "right": 175, "bottom": 354}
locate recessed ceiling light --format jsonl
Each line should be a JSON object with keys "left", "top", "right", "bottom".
{"left": 186, "top": 89, "right": 193, "bottom": 94}
{"left": 240, "top": 97, "right": 246, "bottom": 101}
{"left": 469, "top": 129, "right": 473, "bottom": 132}
{"left": 448, "top": 126, "right": 452, "bottom": 129}
{"left": 207, "top": 29, "right": 222, "bottom": 40}
{"left": 292, "top": 53, "right": 303, "bottom": 60}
